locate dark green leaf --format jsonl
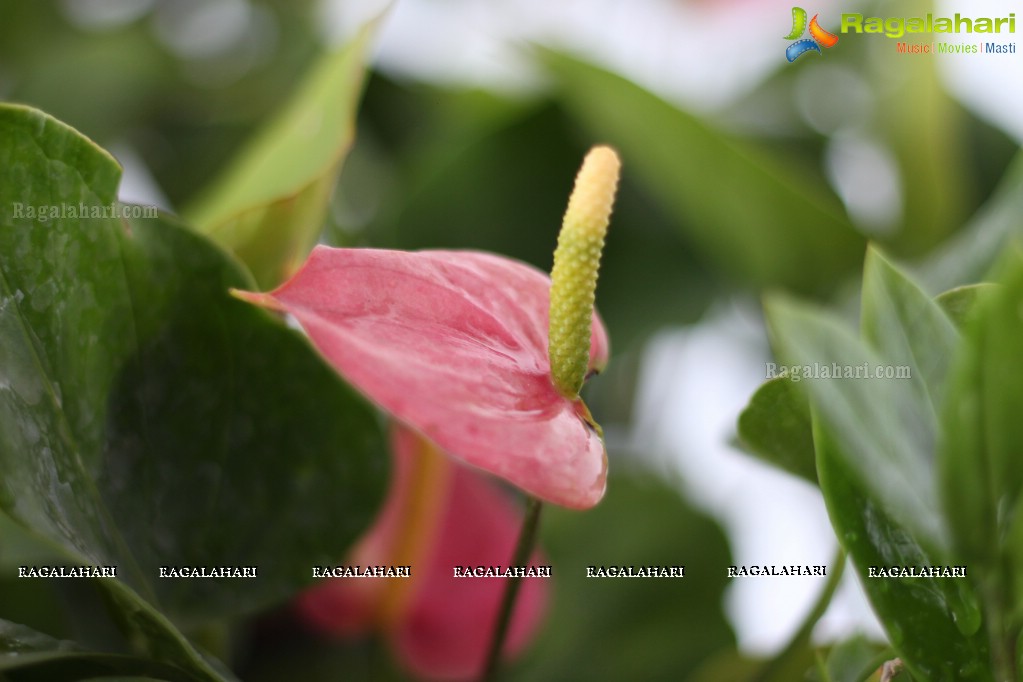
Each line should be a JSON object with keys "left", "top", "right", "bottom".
{"left": 539, "top": 49, "right": 865, "bottom": 294}
{"left": 0, "top": 523, "right": 131, "bottom": 656}
{"left": 737, "top": 376, "right": 816, "bottom": 484}
{"left": 0, "top": 619, "right": 78, "bottom": 657}
{"left": 940, "top": 251, "right": 1023, "bottom": 569}
{"left": 0, "top": 512, "right": 55, "bottom": 568}
{"left": 0, "top": 104, "right": 387, "bottom": 675}
{"left": 0, "top": 619, "right": 191, "bottom": 682}
{"left": 99, "top": 215, "right": 388, "bottom": 622}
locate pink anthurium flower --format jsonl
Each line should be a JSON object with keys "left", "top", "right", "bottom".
{"left": 297, "top": 425, "right": 549, "bottom": 681}
{"left": 234, "top": 246, "right": 609, "bottom": 508}
{"left": 234, "top": 146, "right": 620, "bottom": 509}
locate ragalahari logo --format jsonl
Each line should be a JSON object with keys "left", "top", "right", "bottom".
{"left": 785, "top": 7, "right": 839, "bottom": 61}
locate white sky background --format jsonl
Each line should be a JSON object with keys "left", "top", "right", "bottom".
{"left": 102, "top": 0, "right": 1021, "bottom": 656}
{"left": 322, "top": 0, "right": 1022, "bottom": 655}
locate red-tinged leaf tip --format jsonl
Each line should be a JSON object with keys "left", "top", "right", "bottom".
{"left": 297, "top": 426, "right": 548, "bottom": 680}
{"left": 262, "top": 246, "right": 608, "bottom": 508}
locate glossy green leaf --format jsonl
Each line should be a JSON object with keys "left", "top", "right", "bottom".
{"left": 0, "top": 513, "right": 92, "bottom": 649}
{"left": 766, "top": 294, "right": 990, "bottom": 679}
{"left": 539, "top": 49, "right": 865, "bottom": 294}
{"left": 860, "top": 246, "right": 958, "bottom": 418}
{"left": 813, "top": 421, "right": 990, "bottom": 682}
{"left": 765, "top": 295, "right": 944, "bottom": 551}
{"left": 736, "top": 376, "right": 816, "bottom": 484}
{"left": 940, "top": 251, "right": 1023, "bottom": 571}
{"left": 935, "top": 284, "right": 998, "bottom": 329}
{"left": 0, "top": 104, "right": 387, "bottom": 676}
{"left": 185, "top": 20, "right": 379, "bottom": 288}
{"left": 0, "top": 619, "right": 192, "bottom": 682}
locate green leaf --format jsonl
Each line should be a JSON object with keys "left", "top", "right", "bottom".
{"left": 940, "top": 251, "right": 1023, "bottom": 570}
{"left": 98, "top": 216, "right": 388, "bottom": 623}
{"left": 538, "top": 49, "right": 865, "bottom": 294}
{"left": 817, "top": 635, "right": 888, "bottom": 682}
{"left": 813, "top": 421, "right": 990, "bottom": 682}
{"left": 860, "top": 246, "right": 958, "bottom": 417}
{"left": 934, "top": 284, "right": 998, "bottom": 329}
{"left": 0, "top": 511, "right": 55, "bottom": 568}
{"left": 185, "top": 19, "right": 379, "bottom": 288}
{"left": 0, "top": 104, "right": 387, "bottom": 675}
{"left": 765, "top": 294, "right": 990, "bottom": 679}
{"left": 0, "top": 516, "right": 124, "bottom": 653}
{"left": 736, "top": 376, "right": 816, "bottom": 484}
{"left": 0, "top": 619, "right": 193, "bottom": 682}
{"left": 737, "top": 249, "right": 951, "bottom": 490}
{"left": 765, "top": 295, "right": 944, "bottom": 551}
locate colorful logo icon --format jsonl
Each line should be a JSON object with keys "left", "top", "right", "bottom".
{"left": 785, "top": 7, "right": 839, "bottom": 62}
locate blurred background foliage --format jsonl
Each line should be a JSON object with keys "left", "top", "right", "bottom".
{"left": 0, "top": 0, "right": 1020, "bottom": 680}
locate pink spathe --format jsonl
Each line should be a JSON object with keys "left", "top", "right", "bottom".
{"left": 297, "top": 425, "right": 549, "bottom": 681}
{"left": 236, "top": 245, "right": 609, "bottom": 509}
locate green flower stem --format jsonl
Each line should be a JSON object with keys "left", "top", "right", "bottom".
{"left": 751, "top": 546, "right": 846, "bottom": 682}
{"left": 480, "top": 496, "right": 544, "bottom": 682}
